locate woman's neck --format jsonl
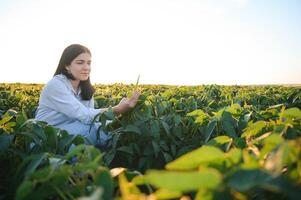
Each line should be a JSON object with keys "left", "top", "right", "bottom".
{"left": 70, "top": 79, "right": 80, "bottom": 93}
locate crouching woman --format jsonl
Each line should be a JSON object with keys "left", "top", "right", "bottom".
{"left": 35, "top": 44, "right": 140, "bottom": 147}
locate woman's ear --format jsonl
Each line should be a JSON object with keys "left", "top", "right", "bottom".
{"left": 65, "top": 65, "right": 71, "bottom": 73}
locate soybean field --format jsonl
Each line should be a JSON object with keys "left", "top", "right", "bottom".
{"left": 0, "top": 83, "right": 301, "bottom": 200}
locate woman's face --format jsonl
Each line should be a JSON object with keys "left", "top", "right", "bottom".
{"left": 66, "top": 52, "right": 91, "bottom": 81}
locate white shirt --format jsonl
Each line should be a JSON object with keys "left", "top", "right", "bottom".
{"left": 35, "top": 74, "right": 103, "bottom": 126}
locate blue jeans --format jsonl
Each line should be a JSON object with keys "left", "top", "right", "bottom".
{"left": 56, "top": 121, "right": 111, "bottom": 147}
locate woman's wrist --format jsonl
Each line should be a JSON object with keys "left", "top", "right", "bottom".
{"left": 112, "top": 105, "right": 122, "bottom": 115}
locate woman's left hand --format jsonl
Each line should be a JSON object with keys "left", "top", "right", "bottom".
{"left": 113, "top": 91, "right": 140, "bottom": 114}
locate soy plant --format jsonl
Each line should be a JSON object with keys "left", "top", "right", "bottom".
{"left": 102, "top": 93, "right": 203, "bottom": 172}
{"left": 115, "top": 135, "right": 301, "bottom": 200}
{"left": 15, "top": 144, "right": 114, "bottom": 200}
{"left": 0, "top": 110, "right": 88, "bottom": 199}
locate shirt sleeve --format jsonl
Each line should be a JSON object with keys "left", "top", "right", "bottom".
{"left": 89, "top": 97, "right": 95, "bottom": 108}
{"left": 43, "top": 79, "right": 104, "bottom": 124}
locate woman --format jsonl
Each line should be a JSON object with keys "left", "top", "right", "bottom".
{"left": 35, "top": 44, "right": 140, "bottom": 146}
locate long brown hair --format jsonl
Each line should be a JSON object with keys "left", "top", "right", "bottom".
{"left": 54, "top": 44, "right": 95, "bottom": 100}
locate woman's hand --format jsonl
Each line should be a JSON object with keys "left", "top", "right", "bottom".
{"left": 113, "top": 91, "right": 140, "bottom": 115}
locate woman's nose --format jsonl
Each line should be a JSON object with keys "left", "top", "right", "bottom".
{"left": 83, "top": 63, "right": 90, "bottom": 70}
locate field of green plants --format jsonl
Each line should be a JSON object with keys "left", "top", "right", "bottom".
{"left": 0, "top": 83, "right": 301, "bottom": 200}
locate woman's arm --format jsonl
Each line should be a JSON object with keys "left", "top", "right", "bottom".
{"left": 42, "top": 79, "right": 103, "bottom": 124}
{"left": 42, "top": 78, "right": 140, "bottom": 123}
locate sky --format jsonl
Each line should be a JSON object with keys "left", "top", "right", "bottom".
{"left": 0, "top": 0, "right": 300, "bottom": 85}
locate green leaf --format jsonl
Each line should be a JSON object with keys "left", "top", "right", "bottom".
{"left": 225, "top": 148, "right": 242, "bottom": 167}
{"left": 74, "top": 162, "right": 98, "bottom": 171}
{"left": 104, "top": 107, "right": 115, "bottom": 120}
{"left": 145, "top": 169, "right": 221, "bottom": 192}
{"left": 187, "top": 109, "right": 207, "bottom": 125}
{"left": 150, "top": 120, "right": 160, "bottom": 139}
{"left": 160, "top": 141, "right": 169, "bottom": 152}
{"left": 173, "top": 115, "right": 181, "bottom": 126}
{"left": 72, "top": 134, "right": 85, "bottom": 145}
{"left": 195, "top": 188, "right": 214, "bottom": 200}
{"left": 228, "top": 169, "right": 271, "bottom": 192}
{"left": 143, "top": 143, "right": 154, "bottom": 156}
{"left": 241, "top": 121, "right": 267, "bottom": 138}
{"left": 65, "top": 144, "right": 86, "bottom": 159}
{"left": 281, "top": 107, "right": 301, "bottom": 121}
{"left": 17, "top": 131, "right": 42, "bottom": 147}
{"left": 176, "top": 145, "right": 195, "bottom": 157}
{"left": 138, "top": 157, "right": 148, "bottom": 170}
{"left": 161, "top": 121, "right": 170, "bottom": 136}
{"left": 204, "top": 120, "right": 217, "bottom": 142}
{"left": 213, "top": 109, "right": 225, "bottom": 120}
{"left": 221, "top": 111, "right": 237, "bottom": 138}
{"left": 163, "top": 152, "right": 173, "bottom": 163}
{"left": 32, "top": 123, "right": 46, "bottom": 141}
{"left": 0, "top": 134, "right": 14, "bottom": 153}
{"left": 170, "top": 144, "right": 176, "bottom": 157}
{"left": 0, "top": 115, "right": 13, "bottom": 125}
{"left": 44, "top": 125, "right": 59, "bottom": 151}
{"left": 152, "top": 141, "right": 160, "bottom": 157}
{"left": 25, "top": 153, "right": 48, "bottom": 174}
{"left": 6, "top": 121, "right": 16, "bottom": 128}
{"left": 117, "top": 146, "right": 133, "bottom": 155}
{"left": 208, "top": 135, "right": 232, "bottom": 145}
{"left": 29, "top": 165, "right": 52, "bottom": 180}
{"left": 264, "top": 142, "right": 296, "bottom": 173}
{"left": 123, "top": 125, "right": 141, "bottom": 135}
{"left": 49, "top": 157, "right": 66, "bottom": 169}
{"left": 166, "top": 146, "right": 224, "bottom": 170}
{"left": 260, "top": 134, "right": 284, "bottom": 159}
{"left": 16, "top": 112, "right": 27, "bottom": 128}
{"left": 153, "top": 189, "right": 182, "bottom": 199}
{"left": 15, "top": 180, "right": 33, "bottom": 200}
{"left": 78, "top": 187, "right": 104, "bottom": 200}
{"left": 228, "top": 169, "right": 301, "bottom": 198}
{"left": 270, "top": 176, "right": 301, "bottom": 199}
{"left": 58, "top": 133, "right": 79, "bottom": 153}
{"left": 233, "top": 137, "right": 246, "bottom": 148}
{"left": 94, "top": 167, "right": 113, "bottom": 200}
{"left": 104, "top": 149, "right": 116, "bottom": 165}
{"left": 207, "top": 136, "right": 232, "bottom": 152}
{"left": 15, "top": 153, "right": 48, "bottom": 183}
{"left": 225, "top": 103, "right": 241, "bottom": 115}
{"left": 187, "top": 109, "right": 206, "bottom": 117}
{"left": 132, "top": 175, "right": 147, "bottom": 185}
{"left": 118, "top": 172, "right": 141, "bottom": 198}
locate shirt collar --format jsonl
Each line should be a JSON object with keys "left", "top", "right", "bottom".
{"left": 55, "top": 74, "right": 82, "bottom": 95}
